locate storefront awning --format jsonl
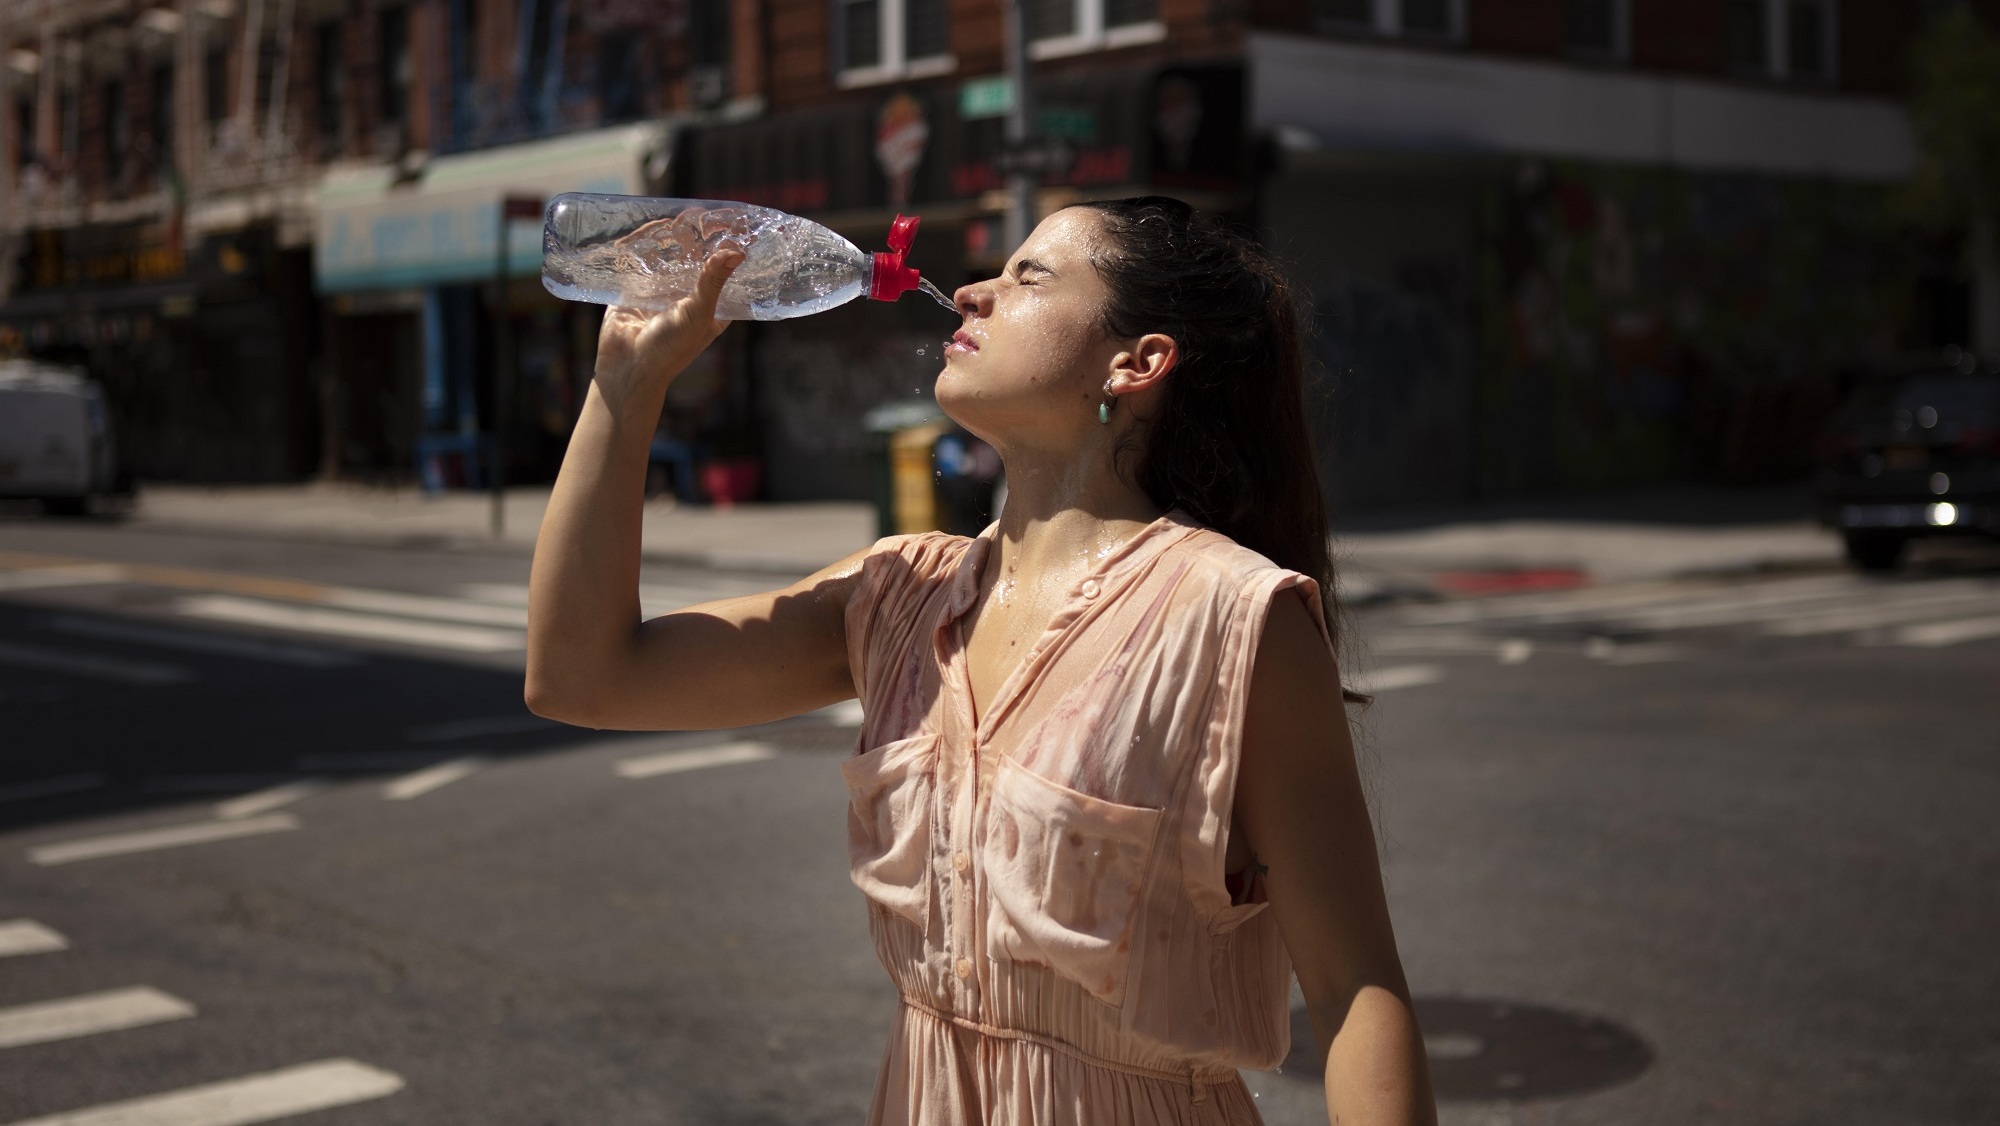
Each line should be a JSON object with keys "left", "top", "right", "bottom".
{"left": 314, "top": 122, "right": 670, "bottom": 293}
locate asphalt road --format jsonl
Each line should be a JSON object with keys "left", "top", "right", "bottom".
{"left": 0, "top": 517, "right": 1995, "bottom": 1126}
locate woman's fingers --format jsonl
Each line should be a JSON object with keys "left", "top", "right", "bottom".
{"left": 690, "top": 246, "right": 746, "bottom": 326}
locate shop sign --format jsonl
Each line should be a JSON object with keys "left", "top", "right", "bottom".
{"left": 875, "top": 92, "right": 931, "bottom": 211}
{"left": 19, "top": 222, "right": 186, "bottom": 293}
{"left": 960, "top": 77, "right": 1014, "bottom": 120}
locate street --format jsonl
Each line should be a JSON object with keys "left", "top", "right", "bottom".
{"left": 0, "top": 518, "right": 1996, "bottom": 1126}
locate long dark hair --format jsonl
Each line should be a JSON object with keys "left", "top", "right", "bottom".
{"left": 1068, "top": 197, "right": 1354, "bottom": 686}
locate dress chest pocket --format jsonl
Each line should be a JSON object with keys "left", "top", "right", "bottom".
{"left": 841, "top": 733, "right": 939, "bottom": 932}
{"left": 981, "top": 756, "right": 1163, "bottom": 1008}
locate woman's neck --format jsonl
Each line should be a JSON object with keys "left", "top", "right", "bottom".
{"left": 985, "top": 451, "right": 1164, "bottom": 589}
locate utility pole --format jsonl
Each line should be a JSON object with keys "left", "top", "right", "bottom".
{"left": 1002, "top": 0, "right": 1034, "bottom": 252}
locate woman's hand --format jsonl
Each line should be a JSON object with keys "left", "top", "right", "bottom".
{"left": 590, "top": 246, "right": 745, "bottom": 415}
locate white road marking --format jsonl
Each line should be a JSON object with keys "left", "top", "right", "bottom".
{"left": 1603, "top": 581, "right": 1874, "bottom": 631}
{"left": 0, "top": 920, "right": 68, "bottom": 958}
{"left": 0, "top": 641, "right": 193, "bottom": 686}
{"left": 1, "top": 1057, "right": 405, "bottom": 1126}
{"left": 383, "top": 757, "right": 485, "bottom": 801}
{"left": 1497, "top": 639, "right": 1534, "bottom": 665}
{"left": 46, "top": 616, "right": 359, "bottom": 669}
{"left": 0, "top": 986, "right": 195, "bottom": 1049}
{"left": 29, "top": 814, "right": 301, "bottom": 866}
{"left": 1761, "top": 586, "right": 2000, "bottom": 636}
{"left": 321, "top": 588, "right": 527, "bottom": 627}
{"left": 1405, "top": 575, "right": 1858, "bottom": 629}
{"left": 177, "top": 595, "right": 524, "bottom": 652}
{"left": 405, "top": 714, "right": 558, "bottom": 742}
{"left": 0, "top": 564, "right": 128, "bottom": 593}
{"left": 1878, "top": 613, "right": 2000, "bottom": 648}
{"left": 1346, "top": 665, "right": 1445, "bottom": 695}
{"left": 215, "top": 782, "right": 322, "bottom": 821}
{"left": 615, "top": 741, "right": 777, "bottom": 779}
{"left": 0, "top": 774, "right": 105, "bottom": 805}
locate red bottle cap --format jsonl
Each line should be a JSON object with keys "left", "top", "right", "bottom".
{"left": 869, "top": 214, "right": 923, "bottom": 302}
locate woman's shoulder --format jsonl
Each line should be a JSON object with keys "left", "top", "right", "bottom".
{"left": 863, "top": 530, "right": 979, "bottom": 574}
{"left": 1163, "top": 518, "right": 1308, "bottom": 588}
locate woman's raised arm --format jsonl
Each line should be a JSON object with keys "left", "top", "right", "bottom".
{"left": 524, "top": 248, "right": 863, "bottom": 732}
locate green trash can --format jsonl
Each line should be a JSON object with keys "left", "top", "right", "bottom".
{"left": 863, "top": 400, "right": 950, "bottom": 538}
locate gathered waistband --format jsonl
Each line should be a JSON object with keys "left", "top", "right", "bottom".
{"left": 898, "top": 994, "right": 1239, "bottom": 1092}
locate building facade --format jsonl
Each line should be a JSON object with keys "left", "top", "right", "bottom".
{"left": 0, "top": 0, "right": 1985, "bottom": 503}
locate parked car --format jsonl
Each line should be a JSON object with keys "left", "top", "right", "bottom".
{"left": 0, "top": 359, "right": 130, "bottom": 515}
{"left": 1815, "top": 351, "right": 2000, "bottom": 570}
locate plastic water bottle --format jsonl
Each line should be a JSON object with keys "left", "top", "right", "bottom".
{"left": 540, "top": 193, "right": 928, "bottom": 320}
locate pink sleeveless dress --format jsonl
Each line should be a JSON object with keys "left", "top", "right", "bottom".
{"left": 841, "top": 512, "right": 1321, "bottom": 1125}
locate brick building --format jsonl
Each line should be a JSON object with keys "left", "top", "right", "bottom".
{"left": 0, "top": 0, "right": 1986, "bottom": 501}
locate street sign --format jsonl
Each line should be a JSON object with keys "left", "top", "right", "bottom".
{"left": 1036, "top": 106, "right": 1095, "bottom": 142}
{"left": 993, "top": 138, "right": 1075, "bottom": 178}
{"left": 959, "top": 76, "right": 1015, "bottom": 120}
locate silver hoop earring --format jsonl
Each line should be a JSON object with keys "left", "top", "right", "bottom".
{"left": 1098, "top": 380, "right": 1114, "bottom": 425}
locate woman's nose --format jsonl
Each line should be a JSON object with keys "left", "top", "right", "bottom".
{"left": 952, "top": 282, "right": 990, "bottom": 318}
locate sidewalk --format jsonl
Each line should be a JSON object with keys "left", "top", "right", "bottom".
{"left": 121, "top": 481, "right": 1847, "bottom": 595}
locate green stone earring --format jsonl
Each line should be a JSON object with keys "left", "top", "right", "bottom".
{"left": 1098, "top": 380, "right": 1114, "bottom": 425}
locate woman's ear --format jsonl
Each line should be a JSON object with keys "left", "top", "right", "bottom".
{"left": 1110, "top": 332, "right": 1177, "bottom": 395}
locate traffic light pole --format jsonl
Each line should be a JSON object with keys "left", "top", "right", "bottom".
{"left": 1003, "top": 0, "right": 1035, "bottom": 252}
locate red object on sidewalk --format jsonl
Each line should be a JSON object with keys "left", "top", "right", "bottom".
{"left": 700, "top": 459, "right": 762, "bottom": 508}
{"left": 1430, "top": 568, "right": 1591, "bottom": 597}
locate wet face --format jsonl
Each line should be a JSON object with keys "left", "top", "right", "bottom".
{"left": 935, "top": 210, "right": 1122, "bottom": 451}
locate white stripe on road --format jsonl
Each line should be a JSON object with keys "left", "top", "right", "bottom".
{"left": 215, "top": 782, "right": 323, "bottom": 821}
{"left": 1762, "top": 587, "right": 2000, "bottom": 636}
{"left": 1345, "top": 665, "right": 1445, "bottom": 695}
{"left": 29, "top": 814, "right": 301, "bottom": 867}
{"left": 0, "top": 774, "right": 105, "bottom": 805}
{"left": 0, "top": 564, "right": 129, "bottom": 592}
{"left": 1604, "top": 581, "right": 1876, "bottom": 632}
{"left": 0, "top": 920, "right": 68, "bottom": 958}
{"left": 1, "top": 1058, "right": 404, "bottom": 1126}
{"left": 47, "top": 616, "right": 359, "bottom": 669}
{"left": 383, "top": 757, "right": 485, "bottom": 801}
{"left": 1878, "top": 613, "right": 2000, "bottom": 648}
{"left": 0, "top": 641, "right": 192, "bottom": 686}
{"left": 176, "top": 596, "right": 524, "bottom": 652}
{"left": 321, "top": 588, "right": 527, "bottom": 628}
{"left": 0, "top": 986, "right": 195, "bottom": 1049}
{"left": 615, "top": 742, "right": 777, "bottom": 779}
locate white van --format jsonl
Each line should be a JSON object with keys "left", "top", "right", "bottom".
{"left": 0, "top": 360, "right": 128, "bottom": 514}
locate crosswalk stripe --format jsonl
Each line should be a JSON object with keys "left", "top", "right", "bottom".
{"left": 615, "top": 741, "right": 777, "bottom": 779}
{"left": 176, "top": 595, "right": 524, "bottom": 653}
{"left": 322, "top": 588, "right": 528, "bottom": 627}
{"left": 0, "top": 641, "right": 193, "bottom": 686}
{"left": 215, "top": 782, "right": 323, "bottom": 821}
{"left": 1, "top": 1057, "right": 404, "bottom": 1126}
{"left": 1762, "top": 588, "right": 2000, "bottom": 636}
{"left": 0, "top": 920, "right": 68, "bottom": 958}
{"left": 1879, "top": 613, "right": 2000, "bottom": 648}
{"left": 1590, "top": 581, "right": 1872, "bottom": 631}
{"left": 0, "top": 986, "right": 195, "bottom": 1049}
{"left": 383, "top": 757, "right": 485, "bottom": 801}
{"left": 46, "top": 616, "right": 359, "bottom": 669}
{"left": 0, "top": 564, "right": 129, "bottom": 593}
{"left": 1347, "top": 664, "right": 1445, "bottom": 694}
{"left": 28, "top": 814, "right": 301, "bottom": 867}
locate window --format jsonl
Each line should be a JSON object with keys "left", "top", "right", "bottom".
{"left": 1727, "top": 0, "right": 1836, "bottom": 82}
{"left": 204, "top": 44, "right": 229, "bottom": 127}
{"left": 1312, "top": 0, "right": 1463, "bottom": 42}
{"left": 316, "top": 21, "right": 343, "bottom": 151}
{"left": 836, "top": 0, "right": 952, "bottom": 85}
{"left": 378, "top": 5, "right": 410, "bottom": 131}
{"left": 151, "top": 63, "right": 174, "bottom": 173}
{"left": 104, "top": 79, "right": 127, "bottom": 189}
{"left": 1028, "top": 0, "right": 1164, "bottom": 59}
{"left": 1567, "top": 0, "right": 1629, "bottom": 60}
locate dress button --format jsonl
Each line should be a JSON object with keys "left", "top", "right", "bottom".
{"left": 955, "top": 958, "right": 973, "bottom": 980}
{"left": 953, "top": 851, "right": 970, "bottom": 874}
{"left": 1080, "top": 579, "right": 1101, "bottom": 599}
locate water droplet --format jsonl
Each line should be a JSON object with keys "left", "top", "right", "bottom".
{"left": 916, "top": 347, "right": 926, "bottom": 356}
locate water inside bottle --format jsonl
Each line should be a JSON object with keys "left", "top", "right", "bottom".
{"left": 917, "top": 277, "right": 957, "bottom": 313}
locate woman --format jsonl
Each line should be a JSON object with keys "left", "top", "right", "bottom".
{"left": 526, "top": 197, "right": 1436, "bottom": 1125}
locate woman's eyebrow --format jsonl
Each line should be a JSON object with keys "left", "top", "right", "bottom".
{"left": 1011, "top": 258, "right": 1056, "bottom": 278}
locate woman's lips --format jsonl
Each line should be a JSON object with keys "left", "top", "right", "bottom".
{"left": 948, "top": 330, "right": 978, "bottom": 354}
